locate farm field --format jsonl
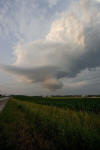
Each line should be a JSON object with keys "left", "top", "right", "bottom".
{"left": 14, "top": 95, "right": 100, "bottom": 113}
{"left": 0, "top": 96, "right": 100, "bottom": 150}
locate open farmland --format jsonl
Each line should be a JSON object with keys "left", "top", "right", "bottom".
{"left": 0, "top": 96, "right": 100, "bottom": 150}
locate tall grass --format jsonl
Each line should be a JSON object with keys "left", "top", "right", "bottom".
{"left": 15, "top": 99, "right": 100, "bottom": 150}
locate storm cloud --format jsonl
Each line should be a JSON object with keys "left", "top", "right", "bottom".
{"left": 1, "top": 0, "right": 100, "bottom": 90}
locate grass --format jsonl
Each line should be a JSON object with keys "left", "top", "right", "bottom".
{"left": 0, "top": 100, "right": 34, "bottom": 150}
{"left": 0, "top": 97, "right": 100, "bottom": 150}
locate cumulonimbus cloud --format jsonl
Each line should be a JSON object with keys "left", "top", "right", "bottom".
{"left": 1, "top": 0, "right": 100, "bottom": 90}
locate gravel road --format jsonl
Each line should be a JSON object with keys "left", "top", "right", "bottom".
{"left": 0, "top": 97, "right": 9, "bottom": 112}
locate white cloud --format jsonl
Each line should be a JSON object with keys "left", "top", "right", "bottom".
{"left": 96, "top": 0, "right": 100, "bottom": 2}
{"left": 46, "top": 13, "right": 85, "bottom": 46}
{"left": 47, "top": 0, "right": 58, "bottom": 8}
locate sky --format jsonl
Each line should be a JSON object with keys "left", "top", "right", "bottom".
{"left": 0, "top": 0, "right": 100, "bottom": 95}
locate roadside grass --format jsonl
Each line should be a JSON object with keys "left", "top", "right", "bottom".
{"left": 0, "top": 98, "right": 100, "bottom": 150}
{"left": 0, "top": 99, "right": 34, "bottom": 150}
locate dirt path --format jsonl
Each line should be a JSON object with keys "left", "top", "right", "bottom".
{"left": 0, "top": 97, "right": 9, "bottom": 112}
